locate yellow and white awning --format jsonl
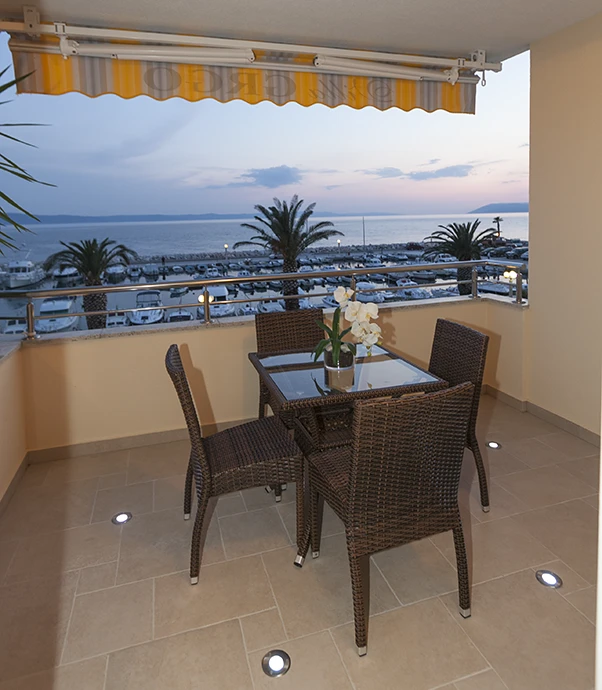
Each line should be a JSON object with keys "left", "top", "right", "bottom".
{"left": 3, "top": 22, "right": 496, "bottom": 114}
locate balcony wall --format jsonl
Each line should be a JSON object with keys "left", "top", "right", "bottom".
{"left": 14, "top": 297, "right": 527, "bottom": 457}
{"left": 0, "top": 345, "right": 27, "bottom": 500}
{"left": 530, "top": 11, "right": 602, "bottom": 435}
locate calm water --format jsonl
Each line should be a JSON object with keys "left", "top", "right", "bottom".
{"left": 6, "top": 212, "right": 528, "bottom": 262}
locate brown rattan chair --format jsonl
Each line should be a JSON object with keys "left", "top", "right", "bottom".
{"left": 165, "top": 344, "right": 304, "bottom": 584}
{"left": 428, "top": 318, "right": 490, "bottom": 511}
{"left": 295, "top": 383, "right": 475, "bottom": 656}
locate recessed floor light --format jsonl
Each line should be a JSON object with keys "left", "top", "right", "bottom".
{"left": 262, "top": 650, "right": 291, "bottom": 677}
{"left": 536, "top": 569, "right": 563, "bottom": 588}
{"left": 487, "top": 441, "right": 502, "bottom": 449}
{"left": 111, "top": 512, "right": 132, "bottom": 525}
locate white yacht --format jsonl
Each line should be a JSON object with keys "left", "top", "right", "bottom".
{"left": 258, "top": 300, "right": 285, "bottom": 314}
{"left": 128, "top": 290, "right": 164, "bottom": 325}
{"left": 206, "top": 267, "right": 221, "bottom": 279}
{"left": 166, "top": 308, "right": 194, "bottom": 323}
{"left": 127, "top": 266, "right": 142, "bottom": 279}
{"left": 52, "top": 266, "right": 80, "bottom": 286}
{"left": 105, "top": 265, "right": 126, "bottom": 282}
{"left": 35, "top": 298, "right": 80, "bottom": 333}
{"left": 197, "top": 285, "right": 236, "bottom": 319}
{"left": 106, "top": 311, "right": 128, "bottom": 328}
{"left": 238, "top": 302, "right": 258, "bottom": 316}
{"left": 3, "top": 318, "right": 26, "bottom": 335}
{"left": 142, "top": 264, "right": 159, "bottom": 278}
{"left": 169, "top": 286, "right": 189, "bottom": 299}
{"left": 3, "top": 261, "right": 45, "bottom": 289}
{"left": 172, "top": 265, "right": 184, "bottom": 274}
{"left": 355, "top": 281, "right": 386, "bottom": 304}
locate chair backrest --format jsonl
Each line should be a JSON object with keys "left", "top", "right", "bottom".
{"left": 348, "top": 383, "right": 474, "bottom": 550}
{"left": 164, "top": 344, "right": 210, "bottom": 483}
{"left": 255, "top": 308, "right": 325, "bottom": 353}
{"left": 428, "top": 318, "right": 489, "bottom": 433}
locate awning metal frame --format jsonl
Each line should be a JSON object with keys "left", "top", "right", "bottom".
{"left": 0, "top": 5, "right": 502, "bottom": 85}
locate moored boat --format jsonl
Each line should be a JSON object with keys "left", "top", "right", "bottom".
{"left": 35, "top": 297, "right": 80, "bottom": 333}
{"left": 197, "top": 285, "right": 236, "bottom": 319}
{"left": 128, "top": 290, "right": 164, "bottom": 325}
{"left": 3, "top": 260, "right": 45, "bottom": 289}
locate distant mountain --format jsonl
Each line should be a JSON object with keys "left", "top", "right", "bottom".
{"left": 469, "top": 203, "right": 529, "bottom": 214}
{"left": 9, "top": 211, "right": 401, "bottom": 225}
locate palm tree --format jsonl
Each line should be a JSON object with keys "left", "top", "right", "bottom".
{"left": 0, "top": 67, "right": 53, "bottom": 252}
{"left": 493, "top": 216, "right": 503, "bottom": 238}
{"left": 233, "top": 195, "right": 343, "bottom": 310}
{"left": 44, "top": 239, "right": 137, "bottom": 329}
{"left": 423, "top": 220, "right": 497, "bottom": 295}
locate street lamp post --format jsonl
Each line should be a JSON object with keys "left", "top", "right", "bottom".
{"left": 224, "top": 243, "right": 228, "bottom": 260}
{"left": 337, "top": 239, "right": 341, "bottom": 254}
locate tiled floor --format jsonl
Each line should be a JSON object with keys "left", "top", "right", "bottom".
{"left": 0, "top": 397, "right": 598, "bottom": 689}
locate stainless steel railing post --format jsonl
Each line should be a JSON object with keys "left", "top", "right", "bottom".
{"left": 471, "top": 267, "right": 479, "bottom": 298}
{"left": 24, "top": 300, "right": 38, "bottom": 340}
{"left": 203, "top": 287, "right": 211, "bottom": 322}
{"left": 515, "top": 268, "right": 523, "bottom": 305}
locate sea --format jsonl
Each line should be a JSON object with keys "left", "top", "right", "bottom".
{"left": 0, "top": 212, "right": 528, "bottom": 330}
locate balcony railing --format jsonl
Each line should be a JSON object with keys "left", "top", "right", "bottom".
{"left": 0, "top": 259, "right": 527, "bottom": 340}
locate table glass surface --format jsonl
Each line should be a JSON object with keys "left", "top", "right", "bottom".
{"left": 256, "top": 344, "right": 440, "bottom": 402}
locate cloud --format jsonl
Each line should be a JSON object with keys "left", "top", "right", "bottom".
{"left": 325, "top": 185, "right": 342, "bottom": 190}
{"left": 204, "top": 165, "right": 303, "bottom": 190}
{"left": 362, "top": 164, "right": 474, "bottom": 182}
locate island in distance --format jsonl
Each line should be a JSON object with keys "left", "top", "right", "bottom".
{"left": 469, "top": 202, "right": 529, "bottom": 214}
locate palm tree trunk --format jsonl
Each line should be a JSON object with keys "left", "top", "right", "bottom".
{"left": 457, "top": 266, "right": 473, "bottom": 296}
{"left": 283, "top": 258, "right": 299, "bottom": 311}
{"left": 83, "top": 284, "right": 108, "bottom": 329}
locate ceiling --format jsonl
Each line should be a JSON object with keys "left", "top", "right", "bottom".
{"left": 0, "top": 0, "right": 600, "bottom": 62}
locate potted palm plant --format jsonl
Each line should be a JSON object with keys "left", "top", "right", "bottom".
{"left": 233, "top": 195, "right": 343, "bottom": 310}
{"left": 44, "top": 239, "right": 137, "bottom": 330}
{"left": 423, "top": 220, "right": 497, "bottom": 295}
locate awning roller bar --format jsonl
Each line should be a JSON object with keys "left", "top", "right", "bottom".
{"left": 0, "top": 5, "right": 502, "bottom": 73}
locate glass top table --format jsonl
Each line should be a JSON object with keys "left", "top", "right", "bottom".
{"left": 249, "top": 344, "right": 448, "bottom": 411}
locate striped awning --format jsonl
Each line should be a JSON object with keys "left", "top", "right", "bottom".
{"left": 8, "top": 36, "right": 476, "bottom": 114}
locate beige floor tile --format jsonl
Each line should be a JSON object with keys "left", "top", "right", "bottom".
{"left": 105, "top": 620, "right": 252, "bottom": 690}
{"left": 216, "top": 492, "right": 247, "bottom": 517}
{"left": 484, "top": 416, "right": 559, "bottom": 443}
{"left": 127, "top": 441, "right": 189, "bottom": 485}
{"left": 0, "top": 539, "right": 18, "bottom": 584}
{"left": 77, "top": 561, "right": 117, "bottom": 594}
{"left": 373, "top": 538, "right": 458, "bottom": 604}
{"left": 7, "top": 522, "right": 120, "bottom": 582}
{"left": 559, "top": 456, "right": 600, "bottom": 490}
{"left": 0, "top": 572, "right": 78, "bottom": 683}
{"left": 154, "top": 556, "right": 275, "bottom": 638}
{"left": 91, "top": 482, "right": 153, "bottom": 523}
{"left": 452, "top": 669, "right": 507, "bottom": 690}
{"left": 44, "top": 451, "right": 129, "bottom": 485}
{"left": 332, "top": 598, "right": 486, "bottom": 690}
{"left": 0, "top": 478, "right": 98, "bottom": 540}
{"left": 513, "top": 500, "right": 598, "bottom": 583}
{"left": 18, "top": 463, "right": 50, "bottom": 488}
{"left": 153, "top": 474, "right": 185, "bottom": 512}
{"left": 116, "top": 507, "right": 224, "bottom": 584}
{"left": 241, "top": 484, "right": 296, "bottom": 511}
{"left": 250, "top": 631, "right": 353, "bottom": 690}
{"left": 0, "top": 657, "right": 107, "bottom": 690}
{"left": 477, "top": 445, "right": 529, "bottom": 478}
{"left": 440, "top": 569, "right": 595, "bottom": 690}
{"left": 220, "top": 506, "right": 290, "bottom": 559}
{"left": 277, "top": 500, "right": 343, "bottom": 544}
{"left": 495, "top": 465, "right": 593, "bottom": 510}
{"left": 240, "top": 608, "right": 286, "bottom": 652}
{"left": 263, "top": 534, "right": 399, "bottom": 639}
{"left": 62, "top": 580, "right": 153, "bottom": 663}
{"left": 503, "top": 437, "right": 569, "bottom": 468}
{"left": 431, "top": 517, "right": 555, "bottom": 585}
{"left": 97, "top": 473, "right": 127, "bottom": 490}
{"left": 564, "top": 586, "right": 596, "bottom": 624}
{"left": 467, "top": 479, "right": 530, "bottom": 523}
{"left": 537, "top": 432, "right": 599, "bottom": 460}
{"left": 582, "top": 494, "right": 598, "bottom": 509}
{"left": 532, "top": 559, "right": 590, "bottom": 595}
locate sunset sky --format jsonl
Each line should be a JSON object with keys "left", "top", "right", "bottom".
{"left": 0, "top": 34, "right": 529, "bottom": 216}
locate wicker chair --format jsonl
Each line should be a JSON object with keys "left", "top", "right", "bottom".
{"left": 428, "top": 318, "right": 490, "bottom": 511}
{"left": 295, "top": 383, "right": 475, "bottom": 656}
{"left": 165, "top": 344, "right": 304, "bottom": 584}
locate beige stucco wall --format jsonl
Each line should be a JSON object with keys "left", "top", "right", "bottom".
{"left": 0, "top": 347, "right": 27, "bottom": 498}
{"left": 19, "top": 298, "right": 527, "bottom": 452}
{"left": 529, "top": 13, "right": 602, "bottom": 434}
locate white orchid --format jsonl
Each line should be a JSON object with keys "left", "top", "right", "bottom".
{"left": 333, "top": 286, "right": 354, "bottom": 308}
{"left": 345, "top": 301, "right": 378, "bottom": 324}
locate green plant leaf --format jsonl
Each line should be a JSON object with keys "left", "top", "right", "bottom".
{"left": 313, "top": 338, "right": 330, "bottom": 361}
{"left": 317, "top": 321, "right": 333, "bottom": 337}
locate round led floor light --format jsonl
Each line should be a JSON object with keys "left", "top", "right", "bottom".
{"left": 487, "top": 441, "right": 502, "bottom": 449}
{"left": 535, "top": 569, "right": 563, "bottom": 588}
{"left": 111, "top": 512, "right": 133, "bottom": 525}
{"left": 262, "top": 650, "right": 291, "bottom": 677}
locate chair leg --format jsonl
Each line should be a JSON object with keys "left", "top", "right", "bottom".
{"left": 183, "top": 458, "right": 194, "bottom": 520}
{"left": 310, "top": 491, "right": 325, "bottom": 559}
{"left": 294, "top": 475, "right": 305, "bottom": 549}
{"left": 190, "top": 493, "right": 210, "bottom": 585}
{"left": 468, "top": 431, "right": 490, "bottom": 512}
{"left": 453, "top": 525, "right": 471, "bottom": 618}
{"left": 347, "top": 542, "right": 370, "bottom": 656}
